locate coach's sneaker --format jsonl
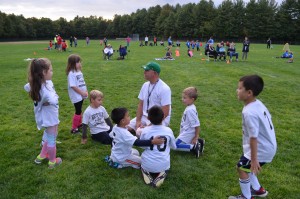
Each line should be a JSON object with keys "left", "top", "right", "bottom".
{"left": 34, "top": 154, "right": 48, "bottom": 164}
{"left": 251, "top": 186, "right": 268, "bottom": 197}
{"left": 141, "top": 167, "right": 153, "bottom": 185}
{"left": 228, "top": 194, "right": 254, "bottom": 199}
{"left": 193, "top": 142, "right": 200, "bottom": 158}
{"left": 48, "top": 157, "right": 62, "bottom": 169}
{"left": 152, "top": 171, "right": 167, "bottom": 188}
{"left": 198, "top": 138, "right": 205, "bottom": 154}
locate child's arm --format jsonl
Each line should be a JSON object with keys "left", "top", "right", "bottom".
{"left": 71, "top": 86, "right": 88, "bottom": 98}
{"left": 81, "top": 124, "right": 88, "bottom": 144}
{"left": 250, "top": 137, "right": 261, "bottom": 175}
{"left": 105, "top": 118, "right": 113, "bottom": 132}
{"left": 191, "top": 126, "right": 200, "bottom": 145}
{"left": 133, "top": 136, "right": 165, "bottom": 147}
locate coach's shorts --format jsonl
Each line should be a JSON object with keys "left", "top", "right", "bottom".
{"left": 237, "top": 155, "right": 266, "bottom": 173}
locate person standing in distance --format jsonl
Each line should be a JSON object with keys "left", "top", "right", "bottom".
{"left": 128, "top": 62, "right": 171, "bottom": 135}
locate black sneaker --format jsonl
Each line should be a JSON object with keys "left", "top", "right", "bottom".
{"left": 193, "top": 142, "right": 200, "bottom": 158}
{"left": 198, "top": 138, "right": 205, "bottom": 154}
{"left": 70, "top": 128, "right": 80, "bottom": 134}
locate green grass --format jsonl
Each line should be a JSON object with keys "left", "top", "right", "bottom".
{"left": 0, "top": 40, "right": 299, "bottom": 199}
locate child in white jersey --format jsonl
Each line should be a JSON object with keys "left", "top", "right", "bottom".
{"left": 140, "top": 105, "right": 176, "bottom": 188}
{"left": 26, "top": 58, "right": 62, "bottom": 169}
{"left": 175, "top": 87, "right": 205, "bottom": 158}
{"left": 66, "top": 54, "right": 88, "bottom": 134}
{"left": 81, "top": 90, "right": 113, "bottom": 145}
{"left": 229, "top": 75, "right": 277, "bottom": 199}
{"left": 108, "top": 107, "right": 164, "bottom": 169}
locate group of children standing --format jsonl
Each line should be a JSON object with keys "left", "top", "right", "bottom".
{"left": 25, "top": 54, "right": 277, "bottom": 198}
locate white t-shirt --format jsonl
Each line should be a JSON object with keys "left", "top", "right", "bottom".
{"left": 140, "top": 125, "right": 176, "bottom": 173}
{"left": 82, "top": 105, "right": 110, "bottom": 134}
{"left": 242, "top": 99, "right": 277, "bottom": 162}
{"left": 177, "top": 104, "right": 200, "bottom": 144}
{"left": 104, "top": 47, "right": 113, "bottom": 54}
{"left": 67, "top": 70, "right": 87, "bottom": 103}
{"left": 109, "top": 125, "right": 138, "bottom": 162}
{"left": 24, "top": 80, "right": 59, "bottom": 130}
{"left": 138, "top": 79, "right": 171, "bottom": 120}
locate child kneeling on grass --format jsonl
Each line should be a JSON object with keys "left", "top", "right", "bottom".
{"left": 108, "top": 107, "right": 164, "bottom": 169}
{"left": 140, "top": 106, "right": 176, "bottom": 188}
{"left": 174, "top": 87, "right": 205, "bottom": 158}
{"left": 81, "top": 90, "right": 113, "bottom": 145}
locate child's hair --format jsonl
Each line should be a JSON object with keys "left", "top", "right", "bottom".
{"left": 89, "top": 90, "right": 103, "bottom": 102}
{"left": 111, "top": 107, "right": 128, "bottom": 124}
{"left": 28, "top": 58, "right": 51, "bottom": 101}
{"left": 239, "top": 75, "right": 264, "bottom": 96}
{"left": 66, "top": 54, "right": 81, "bottom": 75}
{"left": 183, "top": 87, "right": 198, "bottom": 100}
{"left": 148, "top": 105, "right": 164, "bottom": 125}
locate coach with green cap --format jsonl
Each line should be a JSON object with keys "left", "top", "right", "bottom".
{"left": 128, "top": 61, "right": 171, "bottom": 134}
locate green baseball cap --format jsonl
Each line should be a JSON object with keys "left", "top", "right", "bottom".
{"left": 142, "top": 62, "right": 161, "bottom": 74}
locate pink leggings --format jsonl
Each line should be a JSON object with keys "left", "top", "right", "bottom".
{"left": 39, "top": 125, "right": 58, "bottom": 162}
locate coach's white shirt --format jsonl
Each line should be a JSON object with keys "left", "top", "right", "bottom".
{"left": 140, "top": 125, "right": 176, "bottom": 173}
{"left": 67, "top": 70, "right": 87, "bottom": 103}
{"left": 242, "top": 99, "right": 277, "bottom": 163}
{"left": 109, "top": 125, "right": 138, "bottom": 162}
{"left": 178, "top": 104, "right": 200, "bottom": 144}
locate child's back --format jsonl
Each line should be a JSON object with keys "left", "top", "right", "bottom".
{"left": 140, "top": 124, "right": 176, "bottom": 173}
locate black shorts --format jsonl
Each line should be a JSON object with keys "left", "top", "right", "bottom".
{"left": 236, "top": 155, "right": 266, "bottom": 173}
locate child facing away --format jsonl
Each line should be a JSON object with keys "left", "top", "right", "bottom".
{"left": 81, "top": 90, "right": 113, "bottom": 145}
{"left": 175, "top": 87, "right": 205, "bottom": 158}
{"left": 107, "top": 107, "right": 164, "bottom": 169}
{"left": 25, "top": 58, "right": 62, "bottom": 169}
{"left": 140, "top": 106, "right": 176, "bottom": 188}
{"left": 66, "top": 54, "right": 88, "bottom": 134}
{"left": 229, "top": 75, "right": 277, "bottom": 199}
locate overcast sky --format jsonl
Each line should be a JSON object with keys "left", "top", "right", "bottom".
{"left": 0, "top": 0, "right": 284, "bottom": 21}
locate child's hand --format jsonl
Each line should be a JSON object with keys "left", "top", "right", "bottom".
{"left": 192, "top": 137, "right": 198, "bottom": 145}
{"left": 152, "top": 136, "right": 165, "bottom": 145}
{"left": 82, "top": 91, "right": 88, "bottom": 98}
{"left": 81, "top": 138, "right": 87, "bottom": 144}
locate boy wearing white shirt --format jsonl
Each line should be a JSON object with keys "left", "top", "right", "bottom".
{"left": 229, "top": 75, "right": 277, "bottom": 199}
{"left": 140, "top": 106, "right": 176, "bottom": 188}
{"left": 175, "top": 87, "right": 205, "bottom": 158}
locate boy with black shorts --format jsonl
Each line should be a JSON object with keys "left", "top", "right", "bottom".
{"left": 229, "top": 75, "right": 277, "bottom": 199}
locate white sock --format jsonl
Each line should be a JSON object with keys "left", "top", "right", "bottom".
{"left": 250, "top": 172, "right": 261, "bottom": 190}
{"left": 239, "top": 178, "right": 251, "bottom": 199}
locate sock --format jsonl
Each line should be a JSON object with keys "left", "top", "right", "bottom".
{"left": 47, "top": 146, "right": 57, "bottom": 163}
{"left": 40, "top": 141, "right": 48, "bottom": 158}
{"left": 72, "top": 114, "right": 81, "bottom": 129}
{"left": 250, "top": 172, "right": 261, "bottom": 190}
{"left": 239, "top": 178, "right": 251, "bottom": 199}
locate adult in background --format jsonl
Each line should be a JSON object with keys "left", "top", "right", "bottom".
{"left": 103, "top": 37, "right": 108, "bottom": 46}
{"left": 56, "top": 34, "right": 62, "bottom": 52}
{"left": 153, "top": 36, "right": 157, "bottom": 46}
{"left": 242, "top": 37, "right": 250, "bottom": 61}
{"left": 267, "top": 38, "right": 271, "bottom": 49}
{"left": 104, "top": 44, "right": 114, "bottom": 60}
{"left": 126, "top": 36, "right": 131, "bottom": 48}
{"left": 54, "top": 35, "right": 58, "bottom": 49}
{"left": 145, "top": 35, "right": 149, "bottom": 46}
{"left": 127, "top": 62, "right": 171, "bottom": 135}
{"left": 168, "top": 36, "right": 172, "bottom": 46}
{"left": 69, "top": 36, "right": 73, "bottom": 47}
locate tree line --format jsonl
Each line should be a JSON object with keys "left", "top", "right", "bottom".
{"left": 0, "top": 0, "right": 299, "bottom": 43}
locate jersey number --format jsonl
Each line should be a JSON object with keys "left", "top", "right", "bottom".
{"left": 150, "top": 136, "right": 167, "bottom": 152}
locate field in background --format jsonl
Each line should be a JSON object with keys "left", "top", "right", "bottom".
{"left": 0, "top": 40, "right": 299, "bottom": 199}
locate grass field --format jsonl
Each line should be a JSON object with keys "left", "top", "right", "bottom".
{"left": 0, "top": 40, "right": 299, "bottom": 199}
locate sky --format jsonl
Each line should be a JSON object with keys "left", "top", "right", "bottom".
{"left": 0, "top": 0, "right": 284, "bottom": 21}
